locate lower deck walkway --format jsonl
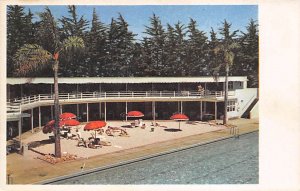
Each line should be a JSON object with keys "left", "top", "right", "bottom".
{"left": 6, "top": 118, "right": 259, "bottom": 184}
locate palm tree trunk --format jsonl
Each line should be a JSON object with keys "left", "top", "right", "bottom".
{"left": 53, "top": 60, "right": 61, "bottom": 158}
{"left": 223, "top": 63, "right": 229, "bottom": 125}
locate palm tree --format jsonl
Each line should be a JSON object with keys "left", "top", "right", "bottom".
{"left": 214, "top": 42, "right": 239, "bottom": 125}
{"left": 14, "top": 36, "right": 84, "bottom": 157}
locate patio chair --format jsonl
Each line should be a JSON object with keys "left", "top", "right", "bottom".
{"left": 87, "top": 138, "right": 101, "bottom": 149}
{"left": 77, "top": 138, "right": 87, "bottom": 148}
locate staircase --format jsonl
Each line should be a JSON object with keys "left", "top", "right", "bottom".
{"left": 241, "top": 98, "right": 259, "bottom": 118}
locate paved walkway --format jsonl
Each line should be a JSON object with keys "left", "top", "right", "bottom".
{"left": 6, "top": 118, "right": 259, "bottom": 184}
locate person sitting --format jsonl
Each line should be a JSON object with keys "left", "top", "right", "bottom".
{"left": 134, "top": 120, "right": 139, "bottom": 127}
{"left": 76, "top": 129, "right": 83, "bottom": 140}
{"left": 141, "top": 123, "right": 146, "bottom": 129}
{"left": 67, "top": 129, "right": 75, "bottom": 140}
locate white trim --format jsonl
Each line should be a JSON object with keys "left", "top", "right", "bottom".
{"left": 7, "top": 76, "right": 248, "bottom": 85}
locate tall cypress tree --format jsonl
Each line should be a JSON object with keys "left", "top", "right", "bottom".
{"left": 164, "top": 24, "right": 177, "bottom": 76}
{"left": 186, "top": 19, "right": 209, "bottom": 76}
{"left": 233, "top": 19, "right": 258, "bottom": 87}
{"left": 143, "top": 14, "right": 166, "bottom": 76}
{"left": 105, "top": 14, "right": 136, "bottom": 76}
{"left": 86, "top": 8, "right": 107, "bottom": 76}
{"left": 7, "top": 5, "right": 30, "bottom": 76}
{"left": 173, "top": 21, "right": 188, "bottom": 76}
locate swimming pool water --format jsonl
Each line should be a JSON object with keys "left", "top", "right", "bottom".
{"left": 53, "top": 132, "right": 258, "bottom": 184}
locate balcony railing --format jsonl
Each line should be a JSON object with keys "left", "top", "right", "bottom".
{"left": 7, "top": 90, "right": 235, "bottom": 113}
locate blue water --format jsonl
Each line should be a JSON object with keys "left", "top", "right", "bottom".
{"left": 52, "top": 132, "right": 258, "bottom": 184}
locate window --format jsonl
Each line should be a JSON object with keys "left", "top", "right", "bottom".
{"left": 227, "top": 100, "right": 236, "bottom": 112}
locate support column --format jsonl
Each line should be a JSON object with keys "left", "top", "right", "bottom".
{"left": 38, "top": 106, "right": 41, "bottom": 127}
{"left": 99, "top": 102, "right": 101, "bottom": 119}
{"left": 215, "top": 102, "right": 217, "bottom": 121}
{"left": 86, "top": 103, "right": 89, "bottom": 122}
{"left": 177, "top": 101, "right": 180, "bottom": 113}
{"left": 77, "top": 104, "right": 79, "bottom": 118}
{"left": 180, "top": 101, "right": 183, "bottom": 114}
{"left": 31, "top": 109, "right": 34, "bottom": 133}
{"left": 125, "top": 102, "right": 128, "bottom": 121}
{"left": 18, "top": 118, "right": 22, "bottom": 149}
{"left": 104, "top": 102, "right": 107, "bottom": 121}
{"left": 60, "top": 105, "right": 62, "bottom": 114}
{"left": 152, "top": 101, "right": 156, "bottom": 122}
{"left": 200, "top": 101, "right": 203, "bottom": 121}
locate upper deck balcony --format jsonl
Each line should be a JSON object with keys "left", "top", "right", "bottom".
{"left": 7, "top": 90, "right": 236, "bottom": 113}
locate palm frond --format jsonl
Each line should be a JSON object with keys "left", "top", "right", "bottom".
{"left": 13, "top": 44, "right": 52, "bottom": 76}
{"left": 62, "top": 36, "right": 85, "bottom": 51}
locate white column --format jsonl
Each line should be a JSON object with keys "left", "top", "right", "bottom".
{"left": 60, "top": 105, "right": 62, "bottom": 114}
{"left": 31, "top": 109, "right": 34, "bottom": 133}
{"left": 215, "top": 102, "right": 217, "bottom": 121}
{"left": 86, "top": 103, "right": 89, "bottom": 122}
{"left": 125, "top": 102, "right": 128, "bottom": 121}
{"left": 99, "top": 102, "right": 101, "bottom": 119}
{"left": 177, "top": 101, "right": 180, "bottom": 113}
{"left": 200, "top": 101, "right": 203, "bottom": 121}
{"left": 77, "top": 104, "right": 79, "bottom": 118}
{"left": 18, "top": 118, "right": 22, "bottom": 149}
{"left": 38, "top": 106, "right": 41, "bottom": 127}
{"left": 180, "top": 101, "right": 183, "bottom": 114}
{"left": 104, "top": 102, "right": 107, "bottom": 121}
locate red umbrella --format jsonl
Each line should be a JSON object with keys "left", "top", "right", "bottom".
{"left": 43, "top": 119, "right": 80, "bottom": 134}
{"left": 84, "top": 121, "right": 107, "bottom": 138}
{"left": 61, "top": 119, "right": 80, "bottom": 126}
{"left": 170, "top": 113, "right": 189, "bottom": 130}
{"left": 60, "top": 112, "right": 76, "bottom": 120}
{"left": 127, "top": 111, "right": 144, "bottom": 118}
{"left": 44, "top": 120, "right": 64, "bottom": 128}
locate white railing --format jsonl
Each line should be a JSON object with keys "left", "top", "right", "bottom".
{"left": 7, "top": 102, "right": 21, "bottom": 116}
{"left": 7, "top": 90, "right": 235, "bottom": 113}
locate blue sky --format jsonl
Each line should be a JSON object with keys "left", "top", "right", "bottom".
{"left": 23, "top": 5, "right": 257, "bottom": 40}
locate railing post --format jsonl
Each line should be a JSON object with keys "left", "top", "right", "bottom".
{"left": 38, "top": 94, "right": 40, "bottom": 101}
{"left": 81, "top": 92, "right": 82, "bottom": 99}
{"left": 105, "top": 92, "right": 106, "bottom": 98}
{"left": 160, "top": 91, "right": 162, "bottom": 97}
{"left": 132, "top": 92, "right": 133, "bottom": 97}
{"left": 68, "top": 93, "right": 70, "bottom": 100}
{"left": 146, "top": 91, "right": 148, "bottom": 97}
{"left": 174, "top": 91, "right": 176, "bottom": 97}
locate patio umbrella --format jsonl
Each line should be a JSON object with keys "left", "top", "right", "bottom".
{"left": 127, "top": 111, "right": 144, "bottom": 118}
{"left": 60, "top": 112, "right": 76, "bottom": 120}
{"left": 43, "top": 119, "right": 80, "bottom": 134}
{"left": 84, "top": 121, "right": 107, "bottom": 139}
{"left": 61, "top": 119, "right": 80, "bottom": 126}
{"left": 127, "top": 111, "right": 144, "bottom": 127}
{"left": 170, "top": 113, "right": 189, "bottom": 130}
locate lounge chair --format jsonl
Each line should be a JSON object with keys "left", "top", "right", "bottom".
{"left": 106, "top": 126, "right": 128, "bottom": 136}
{"left": 77, "top": 138, "right": 87, "bottom": 147}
